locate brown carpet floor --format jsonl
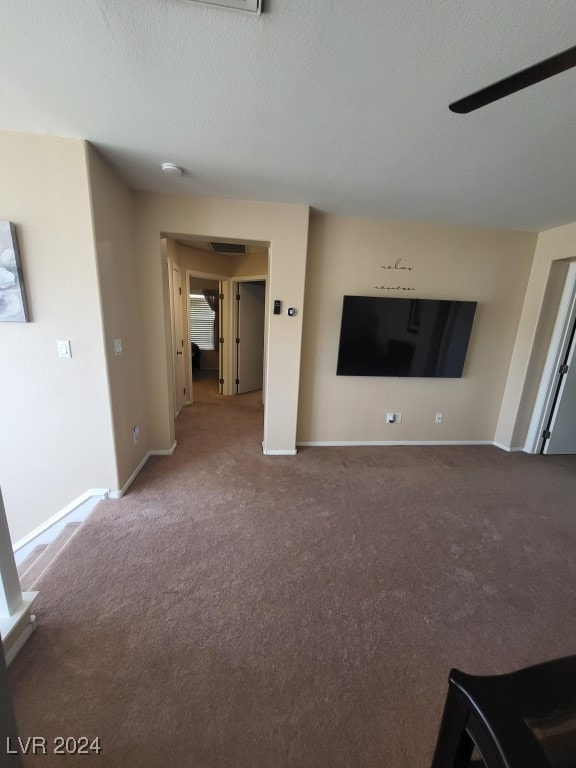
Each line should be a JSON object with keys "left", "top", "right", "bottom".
{"left": 7, "top": 388, "right": 576, "bottom": 767}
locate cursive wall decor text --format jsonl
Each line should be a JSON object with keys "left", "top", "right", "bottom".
{"left": 374, "top": 257, "right": 415, "bottom": 291}
{"left": 380, "top": 258, "right": 413, "bottom": 272}
{"left": 373, "top": 285, "right": 415, "bottom": 291}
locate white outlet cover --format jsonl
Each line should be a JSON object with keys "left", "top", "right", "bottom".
{"left": 57, "top": 340, "right": 71, "bottom": 358}
{"left": 114, "top": 339, "right": 123, "bottom": 356}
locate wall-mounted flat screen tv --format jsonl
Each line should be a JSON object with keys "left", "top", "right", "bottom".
{"left": 336, "top": 296, "right": 477, "bottom": 378}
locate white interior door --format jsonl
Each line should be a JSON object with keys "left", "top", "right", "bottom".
{"left": 544, "top": 323, "right": 576, "bottom": 453}
{"left": 236, "top": 282, "right": 265, "bottom": 394}
{"left": 172, "top": 265, "right": 186, "bottom": 416}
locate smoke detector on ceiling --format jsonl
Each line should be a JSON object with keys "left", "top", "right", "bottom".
{"left": 161, "top": 163, "right": 184, "bottom": 176}
{"left": 186, "top": 0, "right": 261, "bottom": 13}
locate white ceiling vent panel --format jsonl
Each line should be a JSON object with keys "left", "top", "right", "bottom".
{"left": 187, "top": 0, "right": 261, "bottom": 13}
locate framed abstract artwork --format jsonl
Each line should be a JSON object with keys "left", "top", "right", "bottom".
{"left": 0, "top": 221, "right": 29, "bottom": 322}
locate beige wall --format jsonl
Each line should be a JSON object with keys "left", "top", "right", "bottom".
{"left": 298, "top": 214, "right": 537, "bottom": 444}
{"left": 177, "top": 245, "right": 235, "bottom": 277}
{"left": 495, "top": 221, "right": 576, "bottom": 448}
{"left": 86, "top": 145, "right": 148, "bottom": 488}
{"left": 134, "top": 195, "right": 309, "bottom": 454}
{"left": 232, "top": 250, "right": 268, "bottom": 277}
{"left": 177, "top": 244, "right": 268, "bottom": 278}
{"left": 0, "top": 133, "right": 117, "bottom": 542}
{"left": 4, "top": 130, "right": 571, "bottom": 542}
{"left": 189, "top": 278, "right": 219, "bottom": 290}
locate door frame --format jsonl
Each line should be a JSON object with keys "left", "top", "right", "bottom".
{"left": 185, "top": 269, "right": 229, "bottom": 402}
{"left": 233, "top": 276, "right": 268, "bottom": 399}
{"left": 525, "top": 260, "right": 576, "bottom": 453}
{"left": 184, "top": 271, "right": 268, "bottom": 400}
{"left": 169, "top": 263, "right": 186, "bottom": 417}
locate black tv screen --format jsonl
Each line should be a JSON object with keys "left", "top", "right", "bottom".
{"left": 336, "top": 296, "right": 477, "bottom": 378}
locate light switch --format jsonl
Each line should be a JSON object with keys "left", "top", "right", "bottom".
{"left": 57, "top": 340, "right": 72, "bottom": 359}
{"left": 114, "top": 338, "right": 123, "bottom": 356}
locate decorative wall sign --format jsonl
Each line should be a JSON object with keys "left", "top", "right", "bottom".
{"left": 0, "top": 221, "right": 29, "bottom": 322}
{"left": 380, "top": 258, "right": 413, "bottom": 272}
{"left": 373, "top": 284, "right": 416, "bottom": 291}
{"left": 374, "top": 257, "right": 416, "bottom": 291}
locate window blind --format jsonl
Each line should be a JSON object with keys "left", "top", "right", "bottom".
{"left": 189, "top": 294, "right": 216, "bottom": 350}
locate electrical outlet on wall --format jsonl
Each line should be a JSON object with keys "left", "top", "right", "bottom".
{"left": 133, "top": 425, "right": 140, "bottom": 444}
{"left": 386, "top": 412, "right": 402, "bottom": 424}
{"left": 435, "top": 413, "right": 443, "bottom": 424}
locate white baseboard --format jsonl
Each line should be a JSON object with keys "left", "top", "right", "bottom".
{"left": 150, "top": 441, "right": 178, "bottom": 456}
{"left": 108, "top": 453, "right": 150, "bottom": 500}
{"left": 263, "top": 448, "right": 298, "bottom": 455}
{"left": 297, "top": 440, "right": 494, "bottom": 448}
{"left": 13, "top": 440, "right": 179, "bottom": 563}
{"left": 13, "top": 489, "right": 108, "bottom": 558}
{"left": 492, "top": 442, "right": 526, "bottom": 453}
{"left": 109, "top": 442, "right": 178, "bottom": 500}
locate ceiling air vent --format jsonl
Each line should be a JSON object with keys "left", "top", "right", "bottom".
{"left": 187, "top": 0, "right": 261, "bottom": 14}
{"left": 210, "top": 242, "right": 247, "bottom": 255}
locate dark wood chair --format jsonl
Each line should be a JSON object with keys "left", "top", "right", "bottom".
{"left": 431, "top": 655, "right": 576, "bottom": 768}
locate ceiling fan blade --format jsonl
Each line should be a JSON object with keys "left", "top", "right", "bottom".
{"left": 449, "top": 44, "right": 576, "bottom": 114}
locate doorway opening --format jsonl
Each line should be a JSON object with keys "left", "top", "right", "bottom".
{"left": 525, "top": 259, "right": 576, "bottom": 454}
{"left": 234, "top": 279, "right": 267, "bottom": 396}
{"left": 188, "top": 275, "right": 222, "bottom": 403}
{"left": 188, "top": 275, "right": 268, "bottom": 405}
{"left": 165, "top": 235, "right": 269, "bottom": 416}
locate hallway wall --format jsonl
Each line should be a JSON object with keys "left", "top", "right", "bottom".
{"left": 496, "top": 220, "right": 576, "bottom": 448}
{"left": 0, "top": 133, "right": 116, "bottom": 542}
{"left": 298, "top": 214, "right": 536, "bottom": 445}
{"left": 134, "top": 194, "right": 309, "bottom": 454}
{"left": 87, "top": 145, "right": 149, "bottom": 490}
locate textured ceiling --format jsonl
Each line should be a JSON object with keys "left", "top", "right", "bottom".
{"left": 2, "top": 0, "right": 576, "bottom": 232}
